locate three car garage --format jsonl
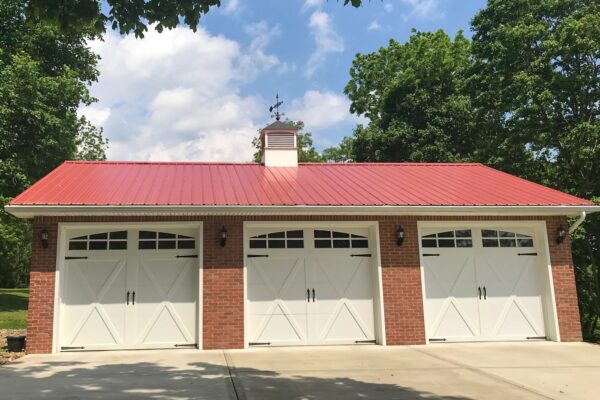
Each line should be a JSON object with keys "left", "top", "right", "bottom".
{"left": 53, "top": 219, "right": 559, "bottom": 352}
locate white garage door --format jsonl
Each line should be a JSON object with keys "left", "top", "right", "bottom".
{"left": 59, "top": 227, "right": 199, "bottom": 351}
{"left": 421, "top": 224, "right": 548, "bottom": 343}
{"left": 246, "top": 227, "right": 377, "bottom": 346}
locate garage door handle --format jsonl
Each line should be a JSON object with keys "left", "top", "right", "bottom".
{"left": 307, "top": 289, "right": 310, "bottom": 302}
{"left": 483, "top": 287, "right": 486, "bottom": 300}
{"left": 312, "top": 288, "right": 315, "bottom": 302}
{"left": 478, "top": 287, "right": 481, "bottom": 300}
{"left": 350, "top": 254, "right": 371, "bottom": 257}
{"left": 127, "top": 291, "right": 130, "bottom": 305}
{"left": 132, "top": 291, "right": 135, "bottom": 305}
{"left": 65, "top": 256, "right": 88, "bottom": 260}
{"left": 248, "top": 254, "right": 269, "bottom": 258}
{"left": 176, "top": 255, "right": 198, "bottom": 258}
{"left": 422, "top": 253, "right": 440, "bottom": 257}
{"left": 518, "top": 252, "right": 538, "bottom": 256}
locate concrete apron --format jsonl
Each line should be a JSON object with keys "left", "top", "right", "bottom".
{"left": 1, "top": 342, "right": 599, "bottom": 400}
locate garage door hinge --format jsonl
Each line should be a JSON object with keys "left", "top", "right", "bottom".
{"left": 174, "top": 343, "right": 198, "bottom": 347}
{"left": 247, "top": 254, "right": 269, "bottom": 258}
{"left": 61, "top": 346, "right": 85, "bottom": 350}
{"left": 355, "top": 339, "right": 376, "bottom": 344}
{"left": 350, "top": 253, "right": 371, "bottom": 257}
{"left": 526, "top": 336, "right": 547, "bottom": 340}
{"left": 428, "top": 338, "right": 447, "bottom": 342}
{"left": 422, "top": 253, "right": 440, "bottom": 257}
{"left": 518, "top": 252, "right": 538, "bottom": 256}
{"left": 176, "top": 255, "right": 198, "bottom": 258}
{"left": 248, "top": 342, "right": 271, "bottom": 346}
{"left": 65, "top": 256, "right": 88, "bottom": 260}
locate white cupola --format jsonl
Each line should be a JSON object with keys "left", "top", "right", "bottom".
{"left": 260, "top": 121, "right": 299, "bottom": 167}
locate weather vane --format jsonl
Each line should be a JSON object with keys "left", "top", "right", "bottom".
{"left": 269, "top": 93, "right": 284, "bottom": 121}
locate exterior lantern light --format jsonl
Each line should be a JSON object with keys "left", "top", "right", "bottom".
{"left": 556, "top": 225, "right": 567, "bottom": 245}
{"left": 396, "top": 227, "right": 405, "bottom": 246}
{"left": 40, "top": 229, "right": 49, "bottom": 248}
{"left": 219, "top": 226, "right": 228, "bottom": 247}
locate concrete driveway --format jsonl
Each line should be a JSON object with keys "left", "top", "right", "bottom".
{"left": 1, "top": 342, "right": 598, "bottom": 400}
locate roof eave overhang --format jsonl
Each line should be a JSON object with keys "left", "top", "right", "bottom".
{"left": 4, "top": 204, "right": 599, "bottom": 219}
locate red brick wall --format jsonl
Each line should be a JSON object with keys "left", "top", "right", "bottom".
{"left": 26, "top": 214, "right": 582, "bottom": 353}
{"left": 27, "top": 219, "right": 58, "bottom": 353}
{"left": 545, "top": 217, "right": 582, "bottom": 341}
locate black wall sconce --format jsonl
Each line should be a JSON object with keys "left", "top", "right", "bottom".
{"left": 219, "top": 226, "right": 228, "bottom": 247}
{"left": 40, "top": 229, "right": 49, "bottom": 248}
{"left": 396, "top": 226, "right": 405, "bottom": 246}
{"left": 556, "top": 225, "right": 567, "bottom": 244}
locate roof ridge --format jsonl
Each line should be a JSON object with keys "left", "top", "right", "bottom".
{"left": 64, "top": 160, "right": 484, "bottom": 167}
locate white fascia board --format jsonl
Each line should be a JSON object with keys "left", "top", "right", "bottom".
{"left": 4, "top": 204, "right": 600, "bottom": 218}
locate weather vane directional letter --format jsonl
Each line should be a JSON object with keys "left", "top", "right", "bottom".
{"left": 269, "top": 93, "right": 284, "bottom": 121}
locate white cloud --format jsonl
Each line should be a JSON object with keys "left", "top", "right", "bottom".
{"left": 401, "top": 0, "right": 444, "bottom": 20}
{"left": 85, "top": 25, "right": 279, "bottom": 162}
{"left": 223, "top": 0, "right": 241, "bottom": 15}
{"left": 79, "top": 106, "right": 111, "bottom": 126}
{"left": 238, "top": 22, "right": 295, "bottom": 80}
{"left": 383, "top": 3, "right": 394, "bottom": 12}
{"left": 302, "top": 0, "right": 324, "bottom": 11}
{"left": 288, "top": 90, "right": 354, "bottom": 130}
{"left": 367, "top": 20, "right": 382, "bottom": 31}
{"left": 305, "top": 11, "right": 344, "bottom": 78}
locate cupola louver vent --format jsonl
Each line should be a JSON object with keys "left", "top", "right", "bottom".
{"left": 267, "top": 133, "right": 295, "bottom": 149}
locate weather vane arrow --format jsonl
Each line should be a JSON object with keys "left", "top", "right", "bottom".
{"left": 269, "top": 93, "right": 284, "bottom": 121}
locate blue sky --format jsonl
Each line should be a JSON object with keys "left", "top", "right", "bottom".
{"left": 84, "top": 0, "right": 486, "bottom": 161}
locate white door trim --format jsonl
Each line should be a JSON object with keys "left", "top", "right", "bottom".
{"left": 52, "top": 221, "right": 203, "bottom": 353}
{"left": 243, "top": 221, "right": 385, "bottom": 348}
{"left": 417, "top": 220, "right": 559, "bottom": 344}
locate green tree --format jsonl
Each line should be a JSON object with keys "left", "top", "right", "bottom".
{"left": 26, "top": 0, "right": 364, "bottom": 38}
{"left": 470, "top": 0, "right": 600, "bottom": 339}
{"left": 0, "top": 0, "right": 107, "bottom": 287}
{"left": 322, "top": 136, "right": 355, "bottom": 162}
{"left": 252, "top": 121, "right": 325, "bottom": 163}
{"left": 344, "top": 30, "right": 476, "bottom": 162}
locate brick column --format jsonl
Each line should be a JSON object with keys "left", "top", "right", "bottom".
{"left": 202, "top": 217, "right": 245, "bottom": 349}
{"left": 27, "top": 218, "right": 58, "bottom": 353}
{"left": 379, "top": 217, "right": 426, "bottom": 345}
{"left": 546, "top": 217, "right": 582, "bottom": 341}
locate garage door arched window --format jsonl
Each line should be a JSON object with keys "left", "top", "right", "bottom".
{"left": 421, "top": 230, "right": 473, "bottom": 248}
{"left": 68, "top": 231, "right": 128, "bottom": 250}
{"left": 249, "top": 230, "right": 304, "bottom": 249}
{"left": 481, "top": 230, "right": 534, "bottom": 248}
{"left": 138, "top": 231, "right": 196, "bottom": 250}
{"left": 314, "top": 230, "right": 369, "bottom": 249}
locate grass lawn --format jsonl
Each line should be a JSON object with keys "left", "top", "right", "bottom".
{"left": 0, "top": 289, "right": 28, "bottom": 329}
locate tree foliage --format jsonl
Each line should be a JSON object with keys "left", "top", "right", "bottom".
{"left": 26, "top": 0, "right": 364, "bottom": 38}
{"left": 0, "top": 0, "right": 107, "bottom": 287}
{"left": 344, "top": 30, "right": 476, "bottom": 162}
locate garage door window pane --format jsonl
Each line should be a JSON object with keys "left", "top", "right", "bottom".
{"left": 69, "top": 241, "right": 87, "bottom": 250}
{"left": 420, "top": 230, "right": 472, "bottom": 248}
{"left": 268, "top": 240, "right": 285, "bottom": 248}
{"left": 421, "top": 239, "right": 437, "bottom": 248}
{"left": 314, "top": 230, "right": 331, "bottom": 238}
{"left": 352, "top": 239, "right": 369, "bottom": 248}
{"left": 158, "top": 240, "right": 176, "bottom": 249}
{"left": 109, "top": 241, "right": 127, "bottom": 250}
{"left": 139, "top": 241, "right": 156, "bottom": 249}
{"left": 333, "top": 239, "right": 350, "bottom": 248}
{"left": 500, "top": 239, "right": 517, "bottom": 247}
{"left": 517, "top": 238, "right": 534, "bottom": 247}
{"left": 139, "top": 231, "right": 156, "bottom": 239}
{"left": 315, "top": 240, "right": 331, "bottom": 248}
{"left": 250, "top": 230, "right": 305, "bottom": 249}
{"left": 456, "top": 239, "right": 472, "bottom": 248}
{"left": 249, "top": 240, "right": 267, "bottom": 248}
{"left": 89, "top": 241, "right": 108, "bottom": 250}
{"left": 178, "top": 240, "right": 195, "bottom": 249}
{"left": 159, "top": 232, "right": 176, "bottom": 239}
{"left": 482, "top": 230, "right": 497, "bottom": 238}
{"left": 483, "top": 239, "right": 499, "bottom": 247}
{"left": 69, "top": 231, "right": 128, "bottom": 251}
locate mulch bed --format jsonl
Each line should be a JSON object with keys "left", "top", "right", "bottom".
{"left": 0, "top": 329, "right": 27, "bottom": 365}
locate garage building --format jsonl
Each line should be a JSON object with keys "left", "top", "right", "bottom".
{"left": 6, "top": 121, "right": 598, "bottom": 353}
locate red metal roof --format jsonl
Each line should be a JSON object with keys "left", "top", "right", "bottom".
{"left": 8, "top": 161, "right": 592, "bottom": 207}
